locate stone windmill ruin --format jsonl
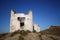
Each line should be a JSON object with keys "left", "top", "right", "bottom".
{"left": 10, "top": 10, "right": 40, "bottom": 32}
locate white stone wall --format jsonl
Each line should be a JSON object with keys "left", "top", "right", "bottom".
{"left": 33, "top": 24, "right": 40, "bottom": 32}
{"left": 10, "top": 10, "right": 33, "bottom": 32}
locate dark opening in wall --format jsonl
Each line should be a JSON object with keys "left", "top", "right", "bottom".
{"left": 17, "top": 17, "right": 25, "bottom": 27}
{"left": 33, "top": 26, "right": 34, "bottom": 31}
{"left": 18, "top": 17, "right": 20, "bottom": 21}
{"left": 20, "top": 17, "right": 25, "bottom": 21}
{"left": 17, "top": 17, "right": 25, "bottom": 21}
{"left": 20, "top": 22, "right": 24, "bottom": 27}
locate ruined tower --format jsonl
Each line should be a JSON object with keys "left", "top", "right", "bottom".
{"left": 10, "top": 10, "right": 40, "bottom": 32}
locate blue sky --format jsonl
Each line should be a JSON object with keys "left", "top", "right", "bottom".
{"left": 0, "top": 0, "right": 60, "bottom": 33}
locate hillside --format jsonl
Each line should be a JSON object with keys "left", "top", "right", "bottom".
{"left": 40, "top": 26, "right": 60, "bottom": 36}
{"left": 0, "top": 26, "right": 60, "bottom": 40}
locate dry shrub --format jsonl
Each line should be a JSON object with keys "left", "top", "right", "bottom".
{"left": 20, "top": 30, "right": 28, "bottom": 36}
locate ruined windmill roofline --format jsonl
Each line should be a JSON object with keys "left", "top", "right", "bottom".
{"left": 11, "top": 9, "right": 32, "bottom": 15}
